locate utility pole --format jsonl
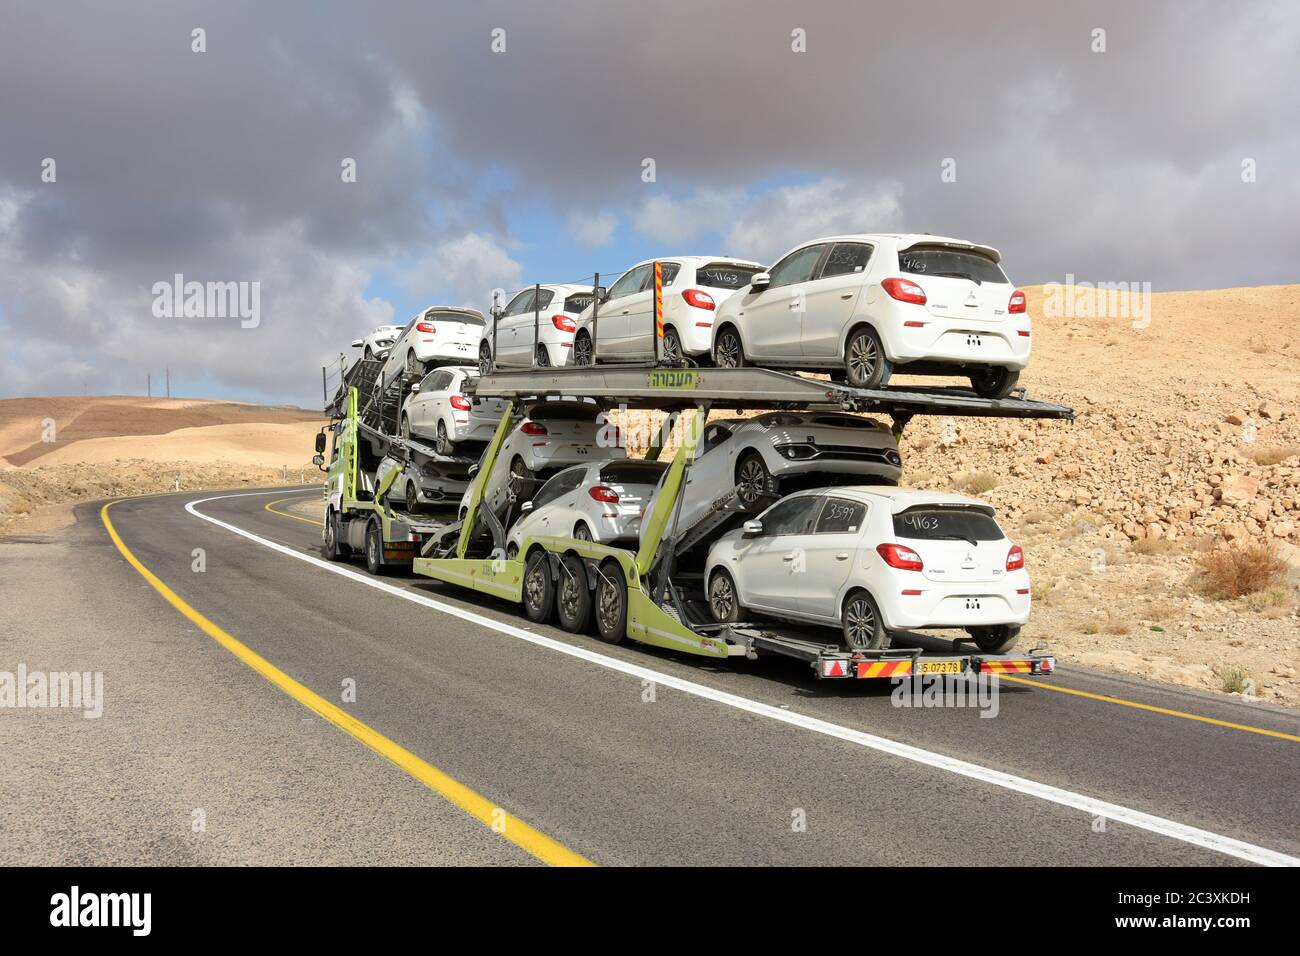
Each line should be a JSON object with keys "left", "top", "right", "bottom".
{"left": 147, "top": 374, "right": 151, "bottom": 397}
{"left": 166, "top": 367, "right": 171, "bottom": 399}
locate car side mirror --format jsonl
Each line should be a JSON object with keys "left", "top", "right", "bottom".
{"left": 742, "top": 520, "right": 763, "bottom": 536}
{"left": 312, "top": 453, "right": 325, "bottom": 470}
{"left": 409, "top": 382, "right": 420, "bottom": 392}
{"left": 749, "top": 273, "right": 771, "bottom": 290}
{"left": 598, "top": 289, "right": 611, "bottom": 304}
{"left": 520, "top": 500, "right": 533, "bottom": 513}
{"left": 314, "top": 431, "right": 327, "bottom": 454}
{"left": 351, "top": 339, "right": 364, "bottom": 348}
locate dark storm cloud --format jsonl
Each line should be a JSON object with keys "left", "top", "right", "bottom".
{"left": 1, "top": 0, "right": 1297, "bottom": 404}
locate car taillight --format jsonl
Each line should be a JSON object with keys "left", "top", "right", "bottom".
{"left": 1008, "top": 289, "right": 1026, "bottom": 314}
{"left": 682, "top": 289, "right": 715, "bottom": 310}
{"left": 589, "top": 486, "right": 619, "bottom": 503}
{"left": 450, "top": 395, "right": 471, "bottom": 411}
{"left": 521, "top": 421, "right": 548, "bottom": 436}
{"left": 876, "top": 543, "right": 924, "bottom": 571}
{"left": 416, "top": 322, "right": 437, "bottom": 333}
{"left": 881, "top": 277, "right": 927, "bottom": 305}
{"left": 1006, "top": 545, "right": 1025, "bottom": 571}
{"left": 551, "top": 314, "right": 576, "bottom": 332}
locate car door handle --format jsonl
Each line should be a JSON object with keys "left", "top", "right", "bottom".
{"left": 621, "top": 309, "right": 630, "bottom": 315}
{"left": 782, "top": 554, "right": 795, "bottom": 561}
{"left": 840, "top": 292, "right": 854, "bottom": 299}
{"left": 835, "top": 553, "right": 850, "bottom": 560}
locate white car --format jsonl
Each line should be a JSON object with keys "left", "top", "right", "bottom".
{"left": 460, "top": 400, "right": 626, "bottom": 522}
{"left": 505, "top": 459, "right": 667, "bottom": 557}
{"left": 704, "top": 487, "right": 1029, "bottom": 653}
{"left": 380, "top": 306, "right": 486, "bottom": 387}
{"left": 375, "top": 454, "right": 469, "bottom": 515}
{"left": 571, "top": 256, "right": 765, "bottom": 365}
{"left": 479, "top": 284, "right": 599, "bottom": 370}
{"left": 351, "top": 324, "right": 404, "bottom": 361}
{"left": 711, "top": 234, "right": 1031, "bottom": 398}
{"left": 400, "top": 366, "right": 508, "bottom": 454}
{"left": 644, "top": 411, "right": 902, "bottom": 538}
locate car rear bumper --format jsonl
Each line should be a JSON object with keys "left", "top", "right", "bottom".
{"left": 879, "top": 579, "right": 1031, "bottom": 630}
{"left": 412, "top": 339, "right": 479, "bottom": 362}
{"left": 877, "top": 307, "right": 1032, "bottom": 369}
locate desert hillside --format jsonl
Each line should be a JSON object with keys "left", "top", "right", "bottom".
{"left": 0, "top": 396, "right": 325, "bottom": 534}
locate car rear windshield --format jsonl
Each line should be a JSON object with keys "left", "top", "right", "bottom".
{"left": 600, "top": 461, "right": 668, "bottom": 484}
{"left": 892, "top": 506, "right": 1003, "bottom": 541}
{"left": 695, "top": 263, "right": 763, "bottom": 289}
{"left": 528, "top": 401, "right": 599, "bottom": 421}
{"left": 564, "top": 292, "right": 600, "bottom": 313}
{"left": 896, "top": 246, "right": 1008, "bottom": 285}
{"left": 429, "top": 310, "right": 486, "bottom": 326}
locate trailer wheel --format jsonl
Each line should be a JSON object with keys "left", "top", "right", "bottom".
{"left": 364, "top": 520, "right": 389, "bottom": 576}
{"left": 556, "top": 554, "right": 593, "bottom": 633}
{"left": 323, "top": 509, "right": 351, "bottom": 561}
{"left": 707, "top": 568, "right": 740, "bottom": 623}
{"left": 969, "top": 365, "right": 1019, "bottom": 399}
{"left": 842, "top": 590, "right": 888, "bottom": 650}
{"left": 968, "top": 624, "right": 1021, "bottom": 654}
{"left": 522, "top": 549, "right": 555, "bottom": 623}
{"left": 594, "top": 560, "right": 628, "bottom": 645}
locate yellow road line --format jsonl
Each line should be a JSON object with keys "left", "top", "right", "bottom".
{"left": 265, "top": 496, "right": 324, "bottom": 526}
{"left": 1002, "top": 675, "right": 1300, "bottom": 743}
{"left": 101, "top": 499, "right": 592, "bottom": 867}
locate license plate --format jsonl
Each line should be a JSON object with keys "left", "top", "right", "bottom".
{"left": 920, "top": 660, "right": 964, "bottom": 675}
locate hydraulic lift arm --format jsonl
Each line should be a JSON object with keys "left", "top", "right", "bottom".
{"left": 455, "top": 401, "right": 516, "bottom": 559}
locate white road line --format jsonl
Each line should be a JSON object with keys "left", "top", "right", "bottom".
{"left": 185, "top": 489, "right": 1299, "bottom": 867}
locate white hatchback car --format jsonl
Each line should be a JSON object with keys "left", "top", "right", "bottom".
{"left": 711, "top": 235, "right": 1031, "bottom": 398}
{"left": 705, "top": 487, "right": 1029, "bottom": 653}
{"left": 399, "top": 366, "right": 509, "bottom": 454}
{"left": 643, "top": 411, "right": 902, "bottom": 538}
{"left": 479, "top": 284, "right": 599, "bottom": 370}
{"left": 380, "top": 306, "right": 486, "bottom": 387}
{"left": 571, "top": 256, "right": 765, "bottom": 365}
{"left": 460, "top": 400, "right": 626, "bottom": 522}
{"left": 506, "top": 459, "right": 667, "bottom": 557}
{"left": 351, "top": 324, "right": 404, "bottom": 361}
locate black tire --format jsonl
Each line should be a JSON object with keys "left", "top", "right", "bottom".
{"left": 968, "top": 624, "right": 1021, "bottom": 654}
{"left": 522, "top": 549, "right": 555, "bottom": 623}
{"left": 508, "top": 457, "right": 536, "bottom": 504}
{"left": 573, "top": 331, "right": 593, "bottom": 366}
{"left": 707, "top": 568, "right": 740, "bottom": 624}
{"left": 535, "top": 344, "right": 550, "bottom": 367}
{"left": 364, "top": 520, "right": 388, "bottom": 576}
{"left": 323, "top": 509, "right": 350, "bottom": 561}
{"left": 363, "top": 347, "right": 374, "bottom": 362}
{"left": 661, "top": 327, "right": 683, "bottom": 364}
{"left": 405, "top": 481, "right": 419, "bottom": 514}
{"left": 969, "top": 366, "right": 1020, "bottom": 400}
{"left": 845, "top": 326, "right": 890, "bottom": 389}
{"left": 478, "top": 341, "right": 493, "bottom": 375}
{"left": 735, "top": 451, "right": 772, "bottom": 507}
{"left": 573, "top": 522, "right": 593, "bottom": 543}
{"left": 714, "top": 326, "right": 745, "bottom": 368}
{"left": 555, "top": 554, "right": 593, "bottom": 634}
{"left": 594, "top": 560, "right": 628, "bottom": 645}
{"left": 404, "top": 349, "right": 422, "bottom": 377}
{"left": 435, "top": 420, "right": 451, "bottom": 456}
{"left": 505, "top": 542, "right": 519, "bottom": 561}
{"left": 842, "top": 590, "right": 889, "bottom": 650}
{"left": 399, "top": 414, "right": 411, "bottom": 439}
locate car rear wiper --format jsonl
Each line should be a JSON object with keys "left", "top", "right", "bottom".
{"left": 931, "top": 533, "right": 979, "bottom": 545}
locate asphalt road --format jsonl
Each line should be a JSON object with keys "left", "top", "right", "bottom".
{"left": 4, "top": 485, "right": 1298, "bottom": 866}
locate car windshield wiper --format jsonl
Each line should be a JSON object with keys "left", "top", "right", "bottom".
{"left": 931, "top": 271, "right": 981, "bottom": 285}
{"left": 931, "top": 533, "right": 979, "bottom": 545}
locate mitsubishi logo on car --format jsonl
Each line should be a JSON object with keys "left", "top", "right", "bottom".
{"left": 965, "top": 290, "right": 979, "bottom": 306}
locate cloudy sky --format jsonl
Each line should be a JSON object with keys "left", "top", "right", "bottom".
{"left": 1, "top": 0, "right": 1297, "bottom": 407}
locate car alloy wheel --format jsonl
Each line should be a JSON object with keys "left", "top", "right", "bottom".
{"left": 405, "top": 350, "right": 420, "bottom": 375}
{"left": 735, "top": 453, "right": 771, "bottom": 506}
{"left": 405, "top": 481, "right": 419, "bottom": 514}
{"left": 846, "top": 328, "right": 886, "bottom": 388}
{"left": 574, "top": 332, "right": 593, "bottom": 366}
{"left": 479, "top": 342, "right": 493, "bottom": 375}
{"left": 573, "top": 523, "right": 592, "bottom": 542}
{"left": 708, "top": 570, "right": 739, "bottom": 623}
{"left": 842, "top": 591, "right": 887, "bottom": 650}
{"left": 535, "top": 345, "right": 550, "bottom": 367}
{"left": 662, "top": 328, "right": 682, "bottom": 363}
{"left": 436, "top": 420, "right": 451, "bottom": 456}
{"left": 400, "top": 415, "right": 410, "bottom": 439}
{"left": 714, "top": 328, "right": 743, "bottom": 368}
